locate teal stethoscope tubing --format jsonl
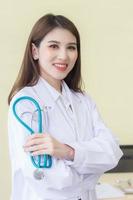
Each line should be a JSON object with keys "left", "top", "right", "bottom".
{"left": 12, "top": 96, "right": 52, "bottom": 168}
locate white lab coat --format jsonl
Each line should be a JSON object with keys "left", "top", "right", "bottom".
{"left": 8, "top": 77, "right": 123, "bottom": 200}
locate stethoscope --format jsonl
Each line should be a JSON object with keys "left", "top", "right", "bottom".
{"left": 12, "top": 96, "right": 52, "bottom": 180}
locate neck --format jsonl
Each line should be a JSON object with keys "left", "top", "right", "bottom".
{"left": 40, "top": 72, "right": 62, "bottom": 93}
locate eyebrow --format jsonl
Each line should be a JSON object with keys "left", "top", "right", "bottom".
{"left": 48, "top": 40, "right": 77, "bottom": 45}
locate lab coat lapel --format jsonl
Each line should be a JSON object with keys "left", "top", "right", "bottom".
{"left": 62, "top": 81, "right": 82, "bottom": 140}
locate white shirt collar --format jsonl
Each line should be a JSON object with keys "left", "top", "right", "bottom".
{"left": 32, "top": 77, "right": 72, "bottom": 108}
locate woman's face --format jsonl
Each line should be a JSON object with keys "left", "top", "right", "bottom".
{"left": 32, "top": 28, "right": 78, "bottom": 86}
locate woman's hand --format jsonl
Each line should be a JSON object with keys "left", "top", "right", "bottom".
{"left": 23, "top": 133, "right": 74, "bottom": 161}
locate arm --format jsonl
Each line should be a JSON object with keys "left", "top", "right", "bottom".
{"left": 23, "top": 133, "right": 75, "bottom": 161}
{"left": 64, "top": 94, "right": 123, "bottom": 175}
{"left": 8, "top": 98, "right": 37, "bottom": 177}
{"left": 8, "top": 96, "right": 80, "bottom": 193}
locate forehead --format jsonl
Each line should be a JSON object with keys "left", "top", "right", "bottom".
{"left": 42, "top": 28, "right": 77, "bottom": 43}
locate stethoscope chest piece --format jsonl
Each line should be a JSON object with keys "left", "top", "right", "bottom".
{"left": 33, "top": 169, "right": 45, "bottom": 180}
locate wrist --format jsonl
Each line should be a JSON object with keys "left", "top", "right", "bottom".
{"left": 63, "top": 144, "right": 75, "bottom": 161}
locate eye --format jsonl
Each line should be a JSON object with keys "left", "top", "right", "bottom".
{"left": 67, "top": 46, "right": 77, "bottom": 50}
{"left": 49, "top": 44, "right": 59, "bottom": 49}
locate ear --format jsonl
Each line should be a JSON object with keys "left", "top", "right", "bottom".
{"left": 32, "top": 43, "right": 39, "bottom": 60}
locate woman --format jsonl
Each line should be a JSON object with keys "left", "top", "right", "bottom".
{"left": 8, "top": 14, "right": 123, "bottom": 200}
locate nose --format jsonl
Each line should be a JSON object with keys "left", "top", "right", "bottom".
{"left": 57, "top": 48, "right": 68, "bottom": 60}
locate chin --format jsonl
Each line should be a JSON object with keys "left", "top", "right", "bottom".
{"left": 53, "top": 73, "right": 68, "bottom": 80}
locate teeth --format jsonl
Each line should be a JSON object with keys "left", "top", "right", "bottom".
{"left": 54, "top": 64, "right": 67, "bottom": 67}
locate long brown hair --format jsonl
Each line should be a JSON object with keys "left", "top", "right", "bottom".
{"left": 8, "top": 14, "right": 83, "bottom": 104}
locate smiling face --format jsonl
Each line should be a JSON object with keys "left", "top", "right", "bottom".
{"left": 32, "top": 28, "right": 78, "bottom": 91}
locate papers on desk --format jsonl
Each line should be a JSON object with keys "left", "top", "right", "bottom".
{"left": 96, "top": 183, "right": 125, "bottom": 199}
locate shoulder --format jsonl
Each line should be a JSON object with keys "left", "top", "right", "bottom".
{"left": 10, "top": 86, "right": 35, "bottom": 104}
{"left": 9, "top": 86, "right": 36, "bottom": 114}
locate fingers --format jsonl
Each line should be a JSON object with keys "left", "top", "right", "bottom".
{"left": 24, "top": 143, "right": 54, "bottom": 156}
{"left": 26, "top": 133, "right": 46, "bottom": 141}
{"left": 24, "top": 138, "right": 44, "bottom": 147}
{"left": 24, "top": 144, "right": 47, "bottom": 152}
{"left": 26, "top": 133, "right": 52, "bottom": 142}
{"left": 24, "top": 133, "right": 51, "bottom": 147}
{"left": 23, "top": 133, "right": 54, "bottom": 156}
{"left": 23, "top": 133, "right": 63, "bottom": 158}
{"left": 31, "top": 148, "right": 54, "bottom": 156}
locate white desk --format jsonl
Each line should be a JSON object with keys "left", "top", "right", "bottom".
{"left": 99, "top": 173, "right": 133, "bottom": 200}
